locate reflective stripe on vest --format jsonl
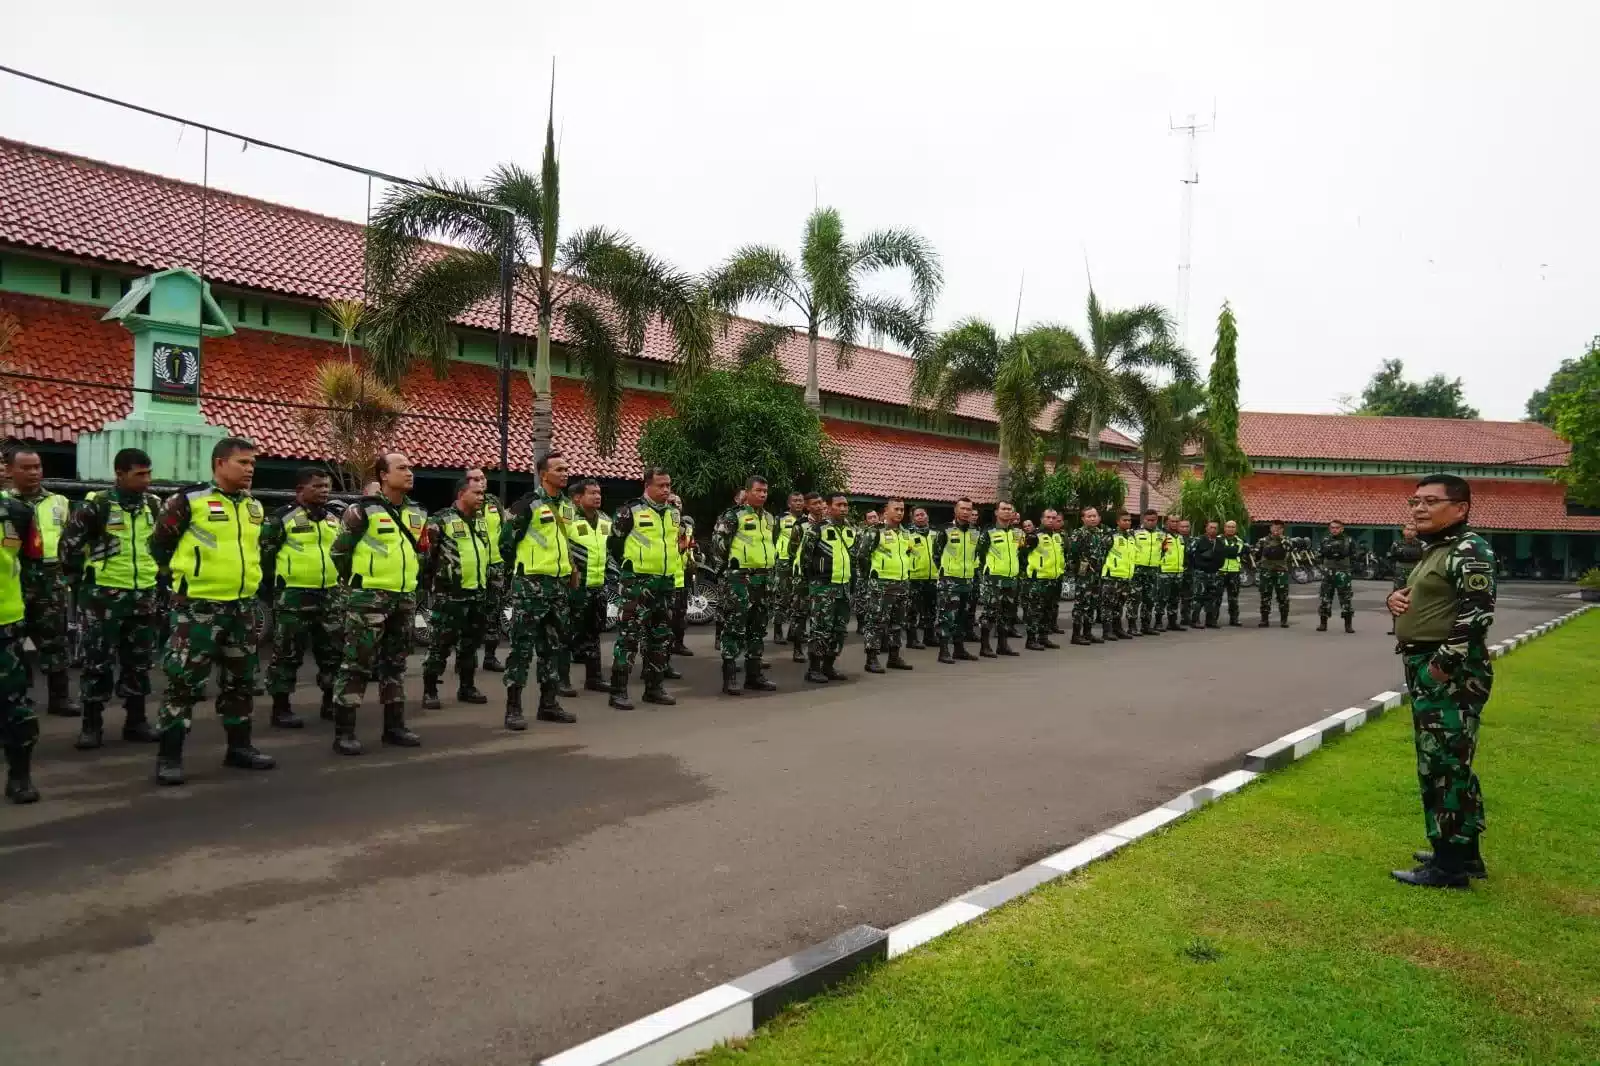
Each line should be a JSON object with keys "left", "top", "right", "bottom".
{"left": 85, "top": 492, "right": 158, "bottom": 591}
{"left": 0, "top": 508, "right": 27, "bottom": 625}
{"left": 482, "top": 499, "right": 504, "bottom": 567}
{"left": 622, "top": 501, "right": 678, "bottom": 576}
{"left": 940, "top": 526, "right": 979, "bottom": 579}
{"left": 1160, "top": 534, "right": 1185, "bottom": 574}
{"left": 170, "top": 488, "right": 265, "bottom": 601}
{"left": 350, "top": 500, "right": 427, "bottom": 593}
{"left": 1220, "top": 536, "right": 1243, "bottom": 573}
{"left": 819, "top": 524, "right": 852, "bottom": 584}
{"left": 1102, "top": 533, "right": 1136, "bottom": 579}
{"left": 29, "top": 493, "right": 70, "bottom": 561}
{"left": 775, "top": 514, "right": 801, "bottom": 561}
{"left": 729, "top": 509, "right": 776, "bottom": 570}
{"left": 280, "top": 506, "right": 340, "bottom": 590}
{"left": 906, "top": 529, "right": 934, "bottom": 580}
{"left": 570, "top": 513, "right": 611, "bottom": 588}
{"left": 515, "top": 497, "right": 573, "bottom": 578}
{"left": 1027, "top": 531, "right": 1065, "bottom": 579}
{"left": 984, "top": 526, "right": 1022, "bottom": 579}
{"left": 1132, "top": 529, "right": 1163, "bottom": 567}
{"left": 870, "top": 527, "right": 911, "bottom": 580}
{"left": 445, "top": 511, "right": 490, "bottom": 591}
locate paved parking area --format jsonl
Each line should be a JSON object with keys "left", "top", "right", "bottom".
{"left": 0, "top": 582, "right": 1574, "bottom": 1065}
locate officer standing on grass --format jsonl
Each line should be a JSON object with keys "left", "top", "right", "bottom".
{"left": 771, "top": 492, "right": 806, "bottom": 643}
{"left": 565, "top": 478, "right": 613, "bottom": 695}
{"left": 1218, "top": 520, "right": 1246, "bottom": 626}
{"left": 1387, "top": 522, "right": 1425, "bottom": 635}
{"left": 1316, "top": 519, "right": 1357, "bottom": 633}
{"left": 4, "top": 447, "right": 79, "bottom": 717}
{"left": 2, "top": 491, "right": 45, "bottom": 803}
{"left": 608, "top": 468, "right": 681, "bottom": 710}
{"left": 260, "top": 467, "right": 343, "bottom": 729}
{"left": 854, "top": 498, "right": 914, "bottom": 674}
{"left": 419, "top": 477, "right": 492, "bottom": 712}
{"left": 1388, "top": 474, "right": 1496, "bottom": 889}
{"left": 933, "top": 497, "right": 980, "bottom": 664}
{"left": 904, "top": 507, "right": 937, "bottom": 650}
{"left": 1253, "top": 520, "right": 1292, "bottom": 628}
{"left": 500, "top": 451, "right": 578, "bottom": 729}
{"left": 57, "top": 448, "right": 163, "bottom": 749}
{"left": 711, "top": 476, "right": 779, "bottom": 695}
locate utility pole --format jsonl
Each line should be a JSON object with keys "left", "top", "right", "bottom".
{"left": 1171, "top": 110, "right": 1213, "bottom": 357}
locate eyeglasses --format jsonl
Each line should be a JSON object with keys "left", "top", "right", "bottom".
{"left": 1407, "top": 495, "right": 1462, "bottom": 508}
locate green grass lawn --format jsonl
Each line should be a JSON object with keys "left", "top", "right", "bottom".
{"left": 697, "top": 613, "right": 1600, "bottom": 1066}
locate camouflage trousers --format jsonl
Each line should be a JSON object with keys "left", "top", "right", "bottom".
{"left": 506, "top": 574, "right": 569, "bottom": 690}
{"left": 423, "top": 591, "right": 489, "bottom": 681}
{"left": 161, "top": 597, "right": 262, "bottom": 733}
{"left": 1158, "top": 572, "right": 1184, "bottom": 623}
{"left": 1, "top": 622, "right": 36, "bottom": 748}
{"left": 614, "top": 573, "right": 675, "bottom": 684}
{"left": 936, "top": 577, "right": 975, "bottom": 645}
{"left": 1132, "top": 567, "right": 1160, "bottom": 630}
{"left": 978, "top": 575, "right": 1018, "bottom": 634}
{"left": 1258, "top": 569, "right": 1290, "bottom": 620}
{"left": 1403, "top": 649, "right": 1491, "bottom": 844}
{"left": 786, "top": 566, "right": 811, "bottom": 631}
{"left": 1100, "top": 578, "right": 1129, "bottom": 628}
{"left": 482, "top": 566, "right": 508, "bottom": 652}
{"left": 1318, "top": 570, "right": 1354, "bottom": 619}
{"left": 80, "top": 585, "right": 159, "bottom": 705}
{"left": 859, "top": 575, "right": 908, "bottom": 654}
{"left": 908, "top": 579, "right": 937, "bottom": 638}
{"left": 269, "top": 587, "right": 343, "bottom": 695}
{"left": 1072, "top": 572, "right": 1101, "bottom": 625}
{"left": 771, "top": 563, "right": 795, "bottom": 636}
{"left": 806, "top": 582, "right": 851, "bottom": 658}
{"left": 1191, "top": 572, "right": 1223, "bottom": 625}
{"left": 1023, "top": 578, "right": 1056, "bottom": 639}
{"left": 1220, "top": 572, "right": 1242, "bottom": 623}
{"left": 333, "top": 588, "right": 415, "bottom": 710}
{"left": 719, "top": 570, "right": 773, "bottom": 664}
{"left": 23, "top": 569, "right": 70, "bottom": 673}
{"left": 567, "top": 584, "right": 606, "bottom": 667}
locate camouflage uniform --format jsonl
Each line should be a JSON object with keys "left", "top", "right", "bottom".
{"left": 9, "top": 487, "right": 72, "bottom": 676}
{"left": 852, "top": 524, "right": 910, "bottom": 658}
{"left": 1395, "top": 523, "right": 1496, "bottom": 855}
{"left": 797, "top": 518, "right": 854, "bottom": 665}
{"left": 260, "top": 501, "right": 344, "bottom": 708}
{"left": 786, "top": 517, "right": 823, "bottom": 660}
{"left": 421, "top": 504, "right": 492, "bottom": 688}
{"left": 1, "top": 498, "right": 44, "bottom": 802}
{"left": 1389, "top": 536, "right": 1425, "bottom": 590}
{"left": 1130, "top": 527, "right": 1165, "bottom": 634}
{"left": 712, "top": 503, "right": 777, "bottom": 683}
{"left": 566, "top": 507, "right": 612, "bottom": 691}
{"left": 770, "top": 510, "right": 806, "bottom": 642}
{"left": 501, "top": 490, "right": 573, "bottom": 693}
{"left": 609, "top": 496, "right": 679, "bottom": 696}
{"left": 1316, "top": 532, "right": 1356, "bottom": 624}
{"left": 931, "top": 520, "right": 980, "bottom": 655}
{"left": 905, "top": 522, "right": 938, "bottom": 647}
{"left": 1187, "top": 534, "right": 1224, "bottom": 626}
{"left": 1252, "top": 533, "right": 1292, "bottom": 624}
{"left": 1067, "top": 526, "right": 1108, "bottom": 630}
{"left": 479, "top": 492, "right": 508, "bottom": 669}
{"left": 976, "top": 524, "right": 1022, "bottom": 654}
{"left": 1218, "top": 535, "right": 1246, "bottom": 624}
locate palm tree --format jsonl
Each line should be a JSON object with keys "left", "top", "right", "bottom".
{"left": 297, "top": 361, "right": 405, "bottom": 492}
{"left": 708, "top": 207, "right": 942, "bottom": 410}
{"left": 911, "top": 318, "right": 1093, "bottom": 498}
{"left": 363, "top": 85, "right": 712, "bottom": 461}
{"left": 1129, "top": 378, "right": 1208, "bottom": 513}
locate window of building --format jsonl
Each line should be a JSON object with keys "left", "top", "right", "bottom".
{"left": 90, "top": 274, "right": 101, "bottom": 300}
{"left": 59, "top": 268, "right": 71, "bottom": 295}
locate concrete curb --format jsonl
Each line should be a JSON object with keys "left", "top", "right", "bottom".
{"left": 540, "top": 603, "right": 1594, "bottom": 1066}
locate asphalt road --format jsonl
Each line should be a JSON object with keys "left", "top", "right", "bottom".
{"left": 0, "top": 581, "right": 1575, "bottom": 1065}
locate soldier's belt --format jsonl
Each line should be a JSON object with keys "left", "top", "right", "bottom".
{"left": 1396, "top": 640, "right": 1443, "bottom": 655}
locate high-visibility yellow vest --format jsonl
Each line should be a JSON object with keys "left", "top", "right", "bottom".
{"left": 984, "top": 525, "right": 1022, "bottom": 579}
{"left": 1132, "top": 528, "right": 1164, "bottom": 567}
{"left": 869, "top": 526, "right": 912, "bottom": 580}
{"left": 12, "top": 491, "right": 70, "bottom": 562}
{"left": 483, "top": 496, "right": 505, "bottom": 568}
{"left": 906, "top": 528, "right": 935, "bottom": 580}
{"left": 728, "top": 507, "right": 777, "bottom": 570}
{"left": 84, "top": 491, "right": 159, "bottom": 591}
{"left": 1027, "top": 531, "right": 1065, "bottom": 580}
{"left": 816, "top": 523, "right": 852, "bottom": 584}
{"left": 169, "top": 487, "right": 266, "bottom": 601}
{"left": 621, "top": 499, "right": 679, "bottom": 577}
{"left": 514, "top": 494, "right": 573, "bottom": 578}
{"left": 1220, "top": 536, "right": 1244, "bottom": 573}
{"left": 939, "top": 525, "right": 980, "bottom": 579}
{"left": 1160, "top": 533, "right": 1185, "bottom": 574}
{"left": 569, "top": 511, "right": 611, "bottom": 588}
{"left": 1102, "top": 532, "right": 1136, "bottom": 579}
{"left": 349, "top": 498, "right": 429, "bottom": 593}
{"left": 775, "top": 513, "right": 803, "bottom": 561}
{"left": 443, "top": 508, "right": 490, "bottom": 591}
{"left": 277, "top": 505, "right": 341, "bottom": 590}
{"left": 0, "top": 501, "right": 32, "bottom": 625}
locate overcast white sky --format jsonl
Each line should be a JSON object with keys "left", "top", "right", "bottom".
{"left": 4, "top": 1, "right": 1596, "bottom": 420}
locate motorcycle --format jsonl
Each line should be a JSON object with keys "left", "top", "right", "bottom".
{"left": 1288, "top": 538, "right": 1320, "bottom": 585}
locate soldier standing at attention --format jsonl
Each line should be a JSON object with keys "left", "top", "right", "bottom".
{"left": 1067, "top": 506, "right": 1107, "bottom": 646}
{"left": 1044, "top": 509, "right": 1068, "bottom": 636}
{"left": 1176, "top": 518, "right": 1198, "bottom": 628}
{"left": 904, "top": 507, "right": 937, "bottom": 650}
{"left": 147, "top": 437, "right": 277, "bottom": 784}
{"left": 1388, "top": 475, "right": 1496, "bottom": 888}
{"left": 1099, "top": 511, "right": 1136, "bottom": 640}
{"left": 1316, "top": 519, "right": 1357, "bottom": 633}
{"left": 667, "top": 496, "right": 695, "bottom": 666}
{"left": 4, "top": 447, "right": 78, "bottom": 716}
{"left": 1253, "top": 520, "right": 1292, "bottom": 628}
{"left": 608, "top": 468, "right": 681, "bottom": 710}
{"left": 799, "top": 492, "right": 855, "bottom": 683}
{"left": 328, "top": 451, "right": 429, "bottom": 755}
{"left": 932, "top": 497, "right": 981, "bottom": 664}
{"left": 771, "top": 492, "right": 807, "bottom": 643}
{"left": 259, "top": 467, "right": 342, "bottom": 729}
{"left": 466, "top": 468, "right": 508, "bottom": 674}
{"left": 975, "top": 502, "right": 1023, "bottom": 658}
{"left": 57, "top": 448, "right": 163, "bottom": 749}
{"left": 1158, "top": 515, "right": 1189, "bottom": 632}
{"left": 500, "top": 451, "right": 578, "bottom": 728}
{"left": 565, "top": 478, "right": 613, "bottom": 695}
{"left": 788, "top": 493, "right": 826, "bottom": 663}
{"left": 1023, "top": 509, "right": 1064, "bottom": 650}
{"left": 419, "top": 477, "right": 492, "bottom": 712}
{"left": 1188, "top": 520, "right": 1225, "bottom": 628}
{"left": 2, "top": 491, "right": 44, "bottom": 803}
{"left": 711, "top": 475, "right": 779, "bottom": 695}
{"left": 854, "top": 498, "right": 915, "bottom": 673}
{"left": 1130, "top": 509, "right": 1164, "bottom": 636}
{"left": 1386, "top": 522, "right": 1425, "bottom": 635}
{"left": 1218, "top": 520, "right": 1246, "bottom": 626}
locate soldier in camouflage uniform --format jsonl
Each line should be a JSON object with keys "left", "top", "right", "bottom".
{"left": 853, "top": 499, "right": 915, "bottom": 673}
{"left": 1252, "top": 520, "right": 1292, "bottom": 628}
{"left": 1067, "top": 506, "right": 1108, "bottom": 645}
{"left": 501, "top": 451, "right": 578, "bottom": 727}
{"left": 1386, "top": 522, "right": 1425, "bottom": 635}
{"left": 711, "top": 476, "right": 780, "bottom": 694}
{"left": 329, "top": 452, "right": 429, "bottom": 755}
{"left": 260, "top": 467, "right": 343, "bottom": 729}
{"left": 788, "top": 493, "right": 826, "bottom": 663}
{"left": 1098, "top": 511, "right": 1137, "bottom": 640}
{"left": 1022, "top": 510, "right": 1064, "bottom": 651}
{"left": 1218, "top": 520, "right": 1246, "bottom": 626}
{"left": 58, "top": 448, "right": 164, "bottom": 749}
{"left": 932, "top": 497, "right": 981, "bottom": 664}
{"left": 770, "top": 492, "right": 807, "bottom": 643}
{"left": 608, "top": 468, "right": 681, "bottom": 709}
{"left": 419, "top": 477, "right": 492, "bottom": 711}
{"left": 465, "top": 469, "right": 509, "bottom": 674}
{"left": 148, "top": 438, "right": 278, "bottom": 784}
{"left": 1389, "top": 474, "right": 1496, "bottom": 889}
{"left": 1315, "top": 519, "right": 1357, "bottom": 633}
{"left": 1129, "top": 510, "right": 1165, "bottom": 636}
{"left": 975, "top": 502, "right": 1024, "bottom": 657}
{"left": 1188, "top": 520, "right": 1225, "bottom": 627}
{"left": 1176, "top": 518, "right": 1197, "bottom": 627}
{"left": 565, "top": 478, "right": 614, "bottom": 695}
{"left": 798, "top": 493, "right": 856, "bottom": 682}
{"left": 904, "top": 508, "right": 937, "bottom": 649}
{"left": 2, "top": 493, "right": 44, "bottom": 803}
{"left": 4, "top": 447, "right": 79, "bottom": 716}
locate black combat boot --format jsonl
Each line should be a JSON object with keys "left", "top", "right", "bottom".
{"left": 319, "top": 688, "right": 336, "bottom": 721}
{"left": 938, "top": 642, "right": 956, "bottom": 665}
{"left": 864, "top": 652, "right": 885, "bottom": 674}
{"left": 823, "top": 656, "right": 849, "bottom": 682}
{"left": 744, "top": 658, "right": 777, "bottom": 691}
{"left": 504, "top": 686, "right": 528, "bottom": 730}
{"left": 421, "top": 676, "right": 443, "bottom": 710}
{"left": 1168, "top": 615, "right": 1187, "bottom": 632}
{"left": 1258, "top": 616, "right": 1270, "bottom": 628}
{"left": 1087, "top": 621, "right": 1105, "bottom": 644}
{"left": 997, "top": 631, "right": 1020, "bottom": 657}
{"left": 5, "top": 734, "right": 40, "bottom": 804}
{"left": 558, "top": 664, "right": 578, "bottom": 699}
{"left": 380, "top": 702, "right": 422, "bottom": 747}
{"left": 887, "top": 648, "right": 913, "bottom": 670}
{"left": 924, "top": 626, "right": 938, "bottom": 649}
{"left": 772, "top": 620, "right": 785, "bottom": 643}
{"left": 609, "top": 667, "right": 634, "bottom": 711}
{"left": 1412, "top": 838, "right": 1488, "bottom": 879}
{"left": 584, "top": 656, "right": 609, "bottom": 693}
{"left": 46, "top": 671, "right": 81, "bottom": 717}
{"left": 155, "top": 727, "right": 187, "bottom": 784}
{"left": 331, "top": 705, "right": 362, "bottom": 756}
{"left": 1391, "top": 840, "right": 1471, "bottom": 888}
{"left": 953, "top": 640, "right": 977, "bottom": 661}
{"left": 1344, "top": 616, "right": 1355, "bottom": 634}
{"left": 906, "top": 629, "right": 925, "bottom": 650}
{"left": 481, "top": 644, "right": 505, "bottom": 672}
{"left": 1024, "top": 634, "right": 1044, "bottom": 651}
{"left": 642, "top": 679, "right": 677, "bottom": 706}
{"left": 1040, "top": 632, "right": 1061, "bottom": 650}
{"left": 1279, "top": 611, "right": 1290, "bottom": 628}
{"left": 978, "top": 629, "right": 997, "bottom": 658}
{"left": 804, "top": 655, "right": 831, "bottom": 683}
{"left": 1316, "top": 616, "right": 1329, "bottom": 632}
{"left": 1229, "top": 612, "right": 1241, "bottom": 626}
{"left": 270, "top": 693, "right": 305, "bottom": 729}
{"left": 791, "top": 638, "right": 807, "bottom": 664}
{"left": 662, "top": 661, "right": 683, "bottom": 681}
{"left": 77, "top": 701, "right": 106, "bottom": 749}
{"left": 721, "top": 660, "right": 744, "bottom": 694}
{"left": 455, "top": 666, "right": 489, "bottom": 703}
{"left": 223, "top": 721, "right": 276, "bottom": 770}
{"left": 671, "top": 640, "right": 693, "bottom": 657}
{"left": 122, "top": 694, "right": 159, "bottom": 742}
{"left": 537, "top": 685, "right": 577, "bottom": 723}
{"left": 1070, "top": 621, "right": 1092, "bottom": 647}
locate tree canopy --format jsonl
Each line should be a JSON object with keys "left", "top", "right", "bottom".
{"left": 1356, "top": 359, "right": 1479, "bottom": 419}
{"left": 1180, "top": 302, "right": 1250, "bottom": 530}
{"left": 1526, "top": 342, "right": 1596, "bottom": 425}
{"left": 1548, "top": 345, "right": 1600, "bottom": 507}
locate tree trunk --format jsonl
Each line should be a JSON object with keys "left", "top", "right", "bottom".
{"left": 532, "top": 307, "right": 554, "bottom": 462}
{"left": 996, "top": 434, "right": 1012, "bottom": 503}
{"left": 1084, "top": 410, "right": 1103, "bottom": 467}
{"left": 804, "top": 326, "right": 822, "bottom": 410}
{"left": 1139, "top": 450, "right": 1151, "bottom": 514}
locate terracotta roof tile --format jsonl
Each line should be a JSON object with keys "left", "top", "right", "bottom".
{"left": 0, "top": 292, "right": 133, "bottom": 440}
{"left": 1239, "top": 412, "right": 1569, "bottom": 468}
{"left": 1242, "top": 473, "right": 1600, "bottom": 533}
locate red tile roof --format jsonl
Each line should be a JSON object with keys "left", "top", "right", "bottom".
{"left": 1238, "top": 412, "right": 1569, "bottom": 468}
{"left": 0, "top": 137, "right": 1136, "bottom": 451}
{"left": 1242, "top": 473, "right": 1600, "bottom": 533}
{"left": 0, "top": 292, "right": 133, "bottom": 441}
{"left": 825, "top": 421, "right": 1005, "bottom": 503}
